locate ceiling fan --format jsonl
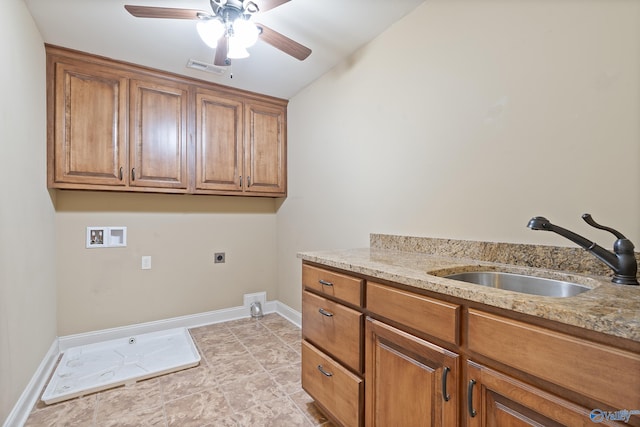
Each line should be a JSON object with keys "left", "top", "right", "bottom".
{"left": 124, "top": 0, "right": 312, "bottom": 66}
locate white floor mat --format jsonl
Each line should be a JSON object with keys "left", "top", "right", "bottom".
{"left": 42, "top": 327, "right": 200, "bottom": 404}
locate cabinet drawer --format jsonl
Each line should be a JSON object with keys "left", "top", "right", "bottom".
{"left": 302, "top": 264, "right": 363, "bottom": 307}
{"left": 366, "top": 282, "right": 460, "bottom": 345}
{"left": 302, "top": 340, "right": 363, "bottom": 427}
{"left": 302, "top": 290, "right": 363, "bottom": 372}
{"left": 468, "top": 309, "right": 640, "bottom": 412}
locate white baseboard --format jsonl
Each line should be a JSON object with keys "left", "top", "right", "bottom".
{"left": 274, "top": 300, "right": 301, "bottom": 328}
{"left": 4, "top": 300, "right": 300, "bottom": 427}
{"left": 3, "top": 339, "right": 59, "bottom": 427}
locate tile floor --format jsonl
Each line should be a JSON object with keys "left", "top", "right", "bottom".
{"left": 25, "top": 314, "right": 335, "bottom": 427}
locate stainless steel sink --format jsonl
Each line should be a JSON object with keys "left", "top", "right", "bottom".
{"left": 444, "top": 271, "right": 591, "bottom": 297}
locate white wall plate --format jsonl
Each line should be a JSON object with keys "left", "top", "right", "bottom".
{"left": 86, "top": 227, "right": 127, "bottom": 249}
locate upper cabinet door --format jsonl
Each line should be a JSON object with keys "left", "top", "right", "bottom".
{"left": 129, "top": 78, "right": 189, "bottom": 190}
{"left": 195, "top": 89, "right": 243, "bottom": 192}
{"left": 52, "top": 61, "right": 128, "bottom": 186}
{"left": 244, "top": 101, "right": 287, "bottom": 195}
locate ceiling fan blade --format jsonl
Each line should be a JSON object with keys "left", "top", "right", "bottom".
{"left": 124, "top": 5, "right": 209, "bottom": 20}
{"left": 255, "top": 0, "right": 291, "bottom": 12}
{"left": 214, "top": 37, "right": 229, "bottom": 66}
{"left": 256, "top": 23, "right": 311, "bottom": 61}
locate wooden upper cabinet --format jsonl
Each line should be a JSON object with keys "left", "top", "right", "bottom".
{"left": 129, "top": 78, "right": 189, "bottom": 190}
{"left": 195, "top": 88, "right": 243, "bottom": 192}
{"left": 244, "top": 101, "right": 286, "bottom": 195}
{"left": 46, "top": 45, "right": 287, "bottom": 197}
{"left": 50, "top": 60, "right": 128, "bottom": 186}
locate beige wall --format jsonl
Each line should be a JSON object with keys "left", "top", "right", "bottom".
{"left": 55, "top": 192, "right": 278, "bottom": 335}
{"left": 0, "top": 0, "right": 56, "bottom": 422}
{"left": 3, "top": 0, "right": 639, "bottom": 420}
{"left": 277, "top": 0, "right": 640, "bottom": 311}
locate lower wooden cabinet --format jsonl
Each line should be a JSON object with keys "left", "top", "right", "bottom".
{"left": 302, "top": 290, "right": 362, "bottom": 372}
{"left": 301, "top": 341, "right": 363, "bottom": 427}
{"left": 467, "top": 309, "right": 640, "bottom": 414}
{"left": 465, "top": 361, "right": 618, "bottom": 427}
{"left": 300, "top": 262, "right": 640, "bottom": 427}
{"left": 302, "top": 264, "right": 364, "bottom": 307}
{"left": 366, "top": 281, "right": 460, "bottom": 345}
{"left": 302, "top": 264, "right": 364, "bottom": 427}
{"left": 365, "top": 318, "right": 459, "bottom": 427}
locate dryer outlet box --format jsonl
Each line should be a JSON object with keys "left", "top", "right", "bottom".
{"left": 243, "top": 292, "right": 267, "bottom": 309}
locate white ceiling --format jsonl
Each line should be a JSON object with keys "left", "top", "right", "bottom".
{"left": 24, "top": 0, "right": 424, "bottom": 99}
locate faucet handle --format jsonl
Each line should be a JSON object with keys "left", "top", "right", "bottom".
{"left": 582, "top": 213, "right": 626, "bottom": 239}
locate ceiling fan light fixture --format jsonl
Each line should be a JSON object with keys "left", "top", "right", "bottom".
{"left": 232, "top": 18, "right": 259, "bottom": 48}
{"left": 227, "top": 37, "right": 250, "bottom": 59}
{"left": 196, "top": 19, "right": 225, "bottom": 48}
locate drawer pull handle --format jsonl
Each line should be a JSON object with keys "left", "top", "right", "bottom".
{"left": 468, "top": 379, "right": 477, "bottom": 418}
{"left": 442, "top": 367, "right": 450, "bottom": 402}
{"left": 318, "top": 279, "right": 334, "bottom": 287}
{"left": 318, "top": 308, "right": 334, "bottom": 317}
{"left": 118, "top": 167, "right": 123, "bottom": 181}
{"left": 317, "top": 365, "right": 333, "bottom": 377}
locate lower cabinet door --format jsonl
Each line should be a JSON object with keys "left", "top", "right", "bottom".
{"left": 365, "top": 318, "right": 459, "bottom": 427}
{"left": 465, "top": 361, "right": 621, "bottom": 427}
{"left": 301, "top": 340, "right": 363, "bottom": 427}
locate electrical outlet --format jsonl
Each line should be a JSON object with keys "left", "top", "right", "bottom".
{"left": 141, "top": 256, "right": 152, "bottom": 270}
{"left": 214, "top": 252, "right": 225, "bottom": 263}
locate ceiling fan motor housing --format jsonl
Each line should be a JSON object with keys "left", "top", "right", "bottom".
{"left": 211, "top": 0, "right": 258, "bottom": 17}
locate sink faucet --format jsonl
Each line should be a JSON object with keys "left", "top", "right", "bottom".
{"left": 527, "top": 214, "right": 639, "bottom": 285}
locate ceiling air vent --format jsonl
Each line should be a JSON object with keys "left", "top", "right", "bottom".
{"left": 186, "top": 59, "right": 227, "bottom": 75}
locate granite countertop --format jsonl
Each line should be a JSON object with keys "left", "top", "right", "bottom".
{"left": 298, "top": 235, "right": 640, "bottom": 343}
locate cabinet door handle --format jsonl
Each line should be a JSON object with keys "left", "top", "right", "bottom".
{"left": 239, "top": 176, "right": 242, "bottom": 188}
{"left": 317, "top": 365, "right": 333, "bottom": 377}
{"left": 131, "top": 168, "right": 136, "bottom": 181}
{"left": 119, "top": 167, "right": 123, "bottom": 181}
{"left": 318, "top": 308, "right": 334, "bottom": 317}
{"left": 442, "top": 367, "right": 451, "bottom": 402}
{"left": 247, "top": 176, "right": 251, "bottom": 187}
{"left": 467, "top": 379, "right": 477, "bottom": 418}
{"left": 318, "top": 279, "right": 334, "bottom": 287}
